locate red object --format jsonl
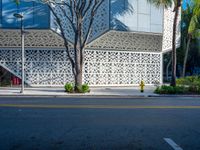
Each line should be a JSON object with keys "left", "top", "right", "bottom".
{"left": 12, "top": 76, "right": 21, "bottom": 85}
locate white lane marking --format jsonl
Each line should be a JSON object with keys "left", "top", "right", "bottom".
{"left": 164, "top": 138, "right": 183, "bottom": 150}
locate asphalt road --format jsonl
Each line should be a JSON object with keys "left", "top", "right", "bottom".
{"left": 0, "top": 96, "right": 200, "bottom": 150}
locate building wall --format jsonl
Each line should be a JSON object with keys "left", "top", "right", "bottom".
{"left": 51, "top": 0, "right": 110, "bottom": 42}
{"left": 84, "top": 30, "right": 162, "bottom": 86}
{"left": 84, "top": 49, "right": 161, "bottom": 86}
{"left": 0, "top": 48, "right": 73, "bottom": 86}
{"left": 162, "top": 7, "right": 181, "bottom": 52}
{"left": 0, "top": 0, "right": 50, "bottom": 29}
{"left": 0, "top": 0, "right": 180, "bottom": 86}
{"left": 0, "top": 48, "right": 161, "bottom": 86}
{"left": 110, "top": 0, "right": 163, "bottom": 33}
{"left": 0, "top": 29, "right": 162, "bottom": 86}
{"left": 87, "top": 31, "right": 162, "bottom": 52}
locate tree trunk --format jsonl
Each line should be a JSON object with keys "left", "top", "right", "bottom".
{"left": 74, "top": 46, "right": 83, "bottom": 91}
{"left": 170, "top": 5, "right": 180, "bottom": 87}
{"left": 75, "top": 68, "right": 83, "bottom": 88}
{"left": 182, "top": 36, "right": 191, "bottom": 77}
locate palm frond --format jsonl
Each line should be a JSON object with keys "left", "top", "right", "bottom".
{"left": 147, "top": 0, "right": 173, "bottom": 8}
{"left": 13, "top": 0, "right": 20, "bottom": 5}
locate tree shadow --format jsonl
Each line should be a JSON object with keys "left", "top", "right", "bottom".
{"left": 1, "top": 0, "right": 134, "bottom": 31}
{"left": 1, "top": 0, "right": 49, "bottom": 29}
{"left": 110, "top": 0, "right": 134, "bottom": 31}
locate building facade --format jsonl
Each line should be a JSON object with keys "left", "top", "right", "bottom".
{"left": 0, "top": 0, "right": 180, "bottom": 86}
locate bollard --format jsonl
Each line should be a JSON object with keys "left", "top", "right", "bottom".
{"left": 139, "top": 81, "right": 145, "bottom": 93}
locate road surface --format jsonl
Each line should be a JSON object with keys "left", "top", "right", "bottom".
{"left": 0, "top": 96, "right": 200, "bottom": 150}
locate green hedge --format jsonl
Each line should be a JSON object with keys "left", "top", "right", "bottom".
{"left": 154, "top": 85, "right": 187, "bottom": 94}
{"left": 177, "top": 76, "right": 200, "bottom": 86}
{"left": 155, "top": 76, "right": 200, "bottom": 94}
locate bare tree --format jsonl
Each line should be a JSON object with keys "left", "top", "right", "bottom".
{"left": 38, "top": 0, "right": 104, "bottom": 91}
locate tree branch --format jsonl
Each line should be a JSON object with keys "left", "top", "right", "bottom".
{"left": 48, "top": 3, "right": 76, "bottom": 76}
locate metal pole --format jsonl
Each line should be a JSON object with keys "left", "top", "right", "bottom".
{"left": 20, "top": 17, "right": 25, "bottom": 93}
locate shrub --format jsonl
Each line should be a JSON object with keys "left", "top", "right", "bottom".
{"left": 154, "top": 85, "right": 188, "bottom": 94}
{"left": 176, "top": 76, "right": 200, "bottom": 94}
{"left": 188, "top": 84, "right": 200, "bottom": 93}
{"left": 174, "top": 86, "right": 187, "bottom": 94}
{"left": 64, "top": 83, "right": 74, "bottom": 93}
{"left": 155, "top": 76, "right": 200, "bottom": 95}
{"left": 157, "top": 85, "right": 175, "bottom": 94}
{"left": 77, "top": 84, "right": 90, "bottom": 93}
{"left": 64, "top": 83, "right": 90, "bottom": 93}
{"left": 177, "top": 76, "right": 200, "bottom": 86}
{"left": 82, "top": 84, "right": 90, "bottom": 93}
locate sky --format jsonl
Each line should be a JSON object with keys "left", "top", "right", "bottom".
{"left": 182, "top": 0, "right": 190, "bottom": 9}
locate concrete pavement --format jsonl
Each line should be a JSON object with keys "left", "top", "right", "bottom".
{"left": 0, "top": 86, "right": 157, "bottom": 97}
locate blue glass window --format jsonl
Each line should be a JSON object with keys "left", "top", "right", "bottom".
{"left": 0, "top": 0, "right": 49, "bottom": 29}
{"left": 0, "top": 1, "right": 2, "bottom": 27}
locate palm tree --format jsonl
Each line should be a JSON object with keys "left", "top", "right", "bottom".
{"left": 182, "top": 0, "right": 200, "bottom": 77}
{"left": 193, "top": 0, "right": 200, "bottom": 15}
{"left": 148, "top": 0, "right": 181, "bottom": 86}
{"left": 14, "top": 0, "right": 20, "bottom": 5}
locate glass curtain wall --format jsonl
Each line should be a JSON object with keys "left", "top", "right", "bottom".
{"left": 0, "top": 0, "right": 49, "bottom": 29}
{"left": 110, "top": 0, "right": 163, "bottom": 33}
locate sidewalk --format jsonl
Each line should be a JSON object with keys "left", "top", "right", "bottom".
{"left": 0, "top": 86, "right": 157, "bottom": 97}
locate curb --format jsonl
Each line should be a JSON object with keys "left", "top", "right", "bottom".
{"left": 148, "top": 94, "right": 200, "bottom": 97}
{"left": 0, "top": 94, "right": 151, "bottom": 98}
{"left": 0, "top": 93, "right": 199, "bottom": 98}
{"left": 0, "top": 94, "right": 199, "bottom": 98}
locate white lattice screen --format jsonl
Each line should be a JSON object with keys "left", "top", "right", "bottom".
{"left": 84, "top": 49, "right": 162, "bottom": 86}
{"left": 0, "top": 48, "right": 161, "bottom": 86}
{"left": 51, "top": 0, "right": 110, "bottom": 43}
{"left": 162, "top": 8, "right": 181, "bottom": 52}
{"left": 87, "top": 31, "right": 162, "bottom": 52}
{"left": 0, "top": 48, "right": 74, "bottom": 86}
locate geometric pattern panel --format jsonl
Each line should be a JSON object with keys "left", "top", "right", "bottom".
{"left": 87, "top": 31, "right": 163, "bottom": 52}
{"left": 0, "top": 48, "right": 74, "bottom": 86}
{"left": 162, "top": 8, "right": 181, "bottom": 52}
{"left": 83, "top": 49, "right": 162, "bottom": 86}
{"left": 51, "top": 0, "right": 109, "bottom": 43}
{"left": 0, "top": 29, "right": 65, "bottom": 48}
{"left": 88, "top": 0, "right": 110, "bottom": 41}
{"left": 0, "top": 48, "right": 161, "bottom": 86}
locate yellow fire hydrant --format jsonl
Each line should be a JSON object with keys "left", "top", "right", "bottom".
{"left": 139, "top": 81, "right": 145, "bottom": 93}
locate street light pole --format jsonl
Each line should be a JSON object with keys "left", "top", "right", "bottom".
{"left": 21, "top": 16, "right": 25, "bottom": 93}
{"left": 14, "top": 13, "right": 25, "bottom": 93}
